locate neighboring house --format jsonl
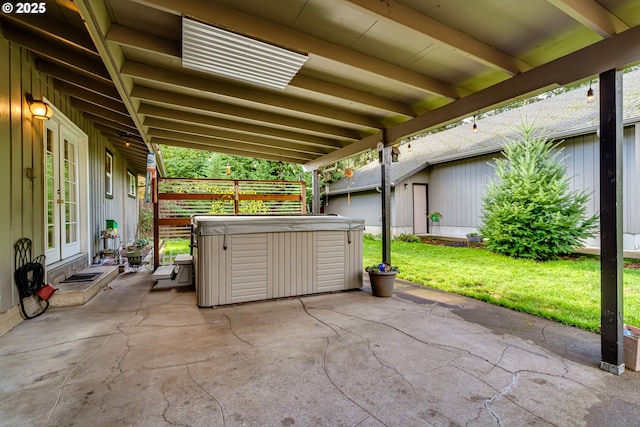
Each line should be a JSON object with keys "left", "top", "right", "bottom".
{"left": 0, "top": 35, "right": 147, "bottom": 335}
{"left": 326, "top": 69, "right": 640, "bottom": 250}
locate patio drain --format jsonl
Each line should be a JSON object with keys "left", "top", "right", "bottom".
{"left": 61, "top": 273, "right": 102, "bottom": 283}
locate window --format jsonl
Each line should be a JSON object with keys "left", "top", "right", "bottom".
{"left": 105, "top": 150, "right": 113, "bottom": 199}
{"left": 127, "top": 170, "right": 136, "bottom": 198}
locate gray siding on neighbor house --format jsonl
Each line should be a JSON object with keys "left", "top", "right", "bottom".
{"left": 427, "top": 126, "right": 639, "bottom": 245}
{"left": 325, "top": 190, "right": 395, "bottom": 232}
{"left": 428, "top": 154, "right": 497, "bottom": 229}
{"left": 393, "top": 169, "right": 429, "bottom": 230}
{"left": 327, "top": 125, "right": 640, "bottom": 249}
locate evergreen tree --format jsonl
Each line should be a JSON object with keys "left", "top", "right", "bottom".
{"left": 478, "top": 123, "right": 598, "bottom": 261}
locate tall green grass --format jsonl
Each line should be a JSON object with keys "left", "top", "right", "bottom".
{"left": 364, "top": 239, "right": 640, "bottom": 332}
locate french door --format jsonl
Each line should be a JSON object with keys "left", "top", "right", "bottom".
{"left": 44, "top": 120, "right": 81, "bottom": 264}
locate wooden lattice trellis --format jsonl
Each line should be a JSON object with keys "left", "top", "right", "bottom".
{"left": 153, "top": 178, "right": 306, "bottom": 267}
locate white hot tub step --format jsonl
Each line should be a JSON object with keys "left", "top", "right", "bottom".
{"left": 174, "top": 253, "right": 193, "bottom": 264}
{"left": 153, "top": 265, "right": 175, "bottom": 280}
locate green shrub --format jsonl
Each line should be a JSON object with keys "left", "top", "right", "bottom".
{"left": 363, "top": 233, "right": 381, "bottom": 241}
{"left": 478, "top": 123, "right": 598, "bottom": 261}
{"left": 394, "top": 233, "right": 421, "bottom": 243}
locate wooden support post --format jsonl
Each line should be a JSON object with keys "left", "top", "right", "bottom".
{"left": 380, "top": 145, "right": 392, "bottom": 265}
{"left": 599, "top": 69, "right": 625, "bottom": 375}
{"left": 153, "top": 175, "right": 159, "bottom": 270}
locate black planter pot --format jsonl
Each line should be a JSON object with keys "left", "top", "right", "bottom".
{"left": 368, "top": 271, "right": 397, "bottom": 297}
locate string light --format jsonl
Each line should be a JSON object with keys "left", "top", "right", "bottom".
{"left": 472, "top": 114, "right": 478, "bottom": 133}
{"left": 225, "top": 163, "right": 231, "bottom": 175}
{"left": 587, "top": 80, "right": 594, "bottom": 103}
{"left": 407, "top": 142, "right": 412, "bottom": 152}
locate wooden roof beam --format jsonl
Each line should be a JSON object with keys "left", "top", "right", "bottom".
{"left": 82, "top": 113, "right": 139, "bottom": 134}
{"left": 548, "top": 0, "right": 630, "bottom": 37}
{"left": 106, "top": 25, "right": 414, "bottom": 117}
{"left": 56, "top": 82, "right": 129, "bottom": 115}
{"left": 145, "top": 124, "right": 332, "bottom": 157}
{"left": 2, "top": 13, "right": 98, "bottom": 55}
{"left": 386, "top": 24, "right": 640, "bottom": 142}
{"left": 131, "top": 86, "right": 363, "bottom": 141}
{"left": 71, "top": 98, "right": 136, "bottom": 126}
{"left": 129, "top": 0, "right": 463, "bottom": 99}
{"left": 121, "top": 61, "right": 381, "bottom": 129}
{"left": 150, "top": 137, "right": 315, "bottom": 164}
{"left": 37, "top": 60, "right": 121, "bottom": 101}
{"left": 1, "top": 22, "right": 111, "bottom": 82}
{"left": 347, "top": 0, "right": 532, "bottom": 75}
{"left": 138, "top": 104, "right": 346, "bottom": 149}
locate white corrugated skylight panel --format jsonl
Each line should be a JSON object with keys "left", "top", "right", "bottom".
{"left": 182, "top": 17, "right": 308, "bottom": 90}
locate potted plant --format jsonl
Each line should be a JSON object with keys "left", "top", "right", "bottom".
{"left": 429, "top": 212, "right": 443, "bottom": 222}
{"left": 466, "top": 232, "right": 483, "bottom": 244}
{"left": 624, "top": 324, "right": 640, "bottom": 371}
{"left": 366, "top": 263, "right": 400, "bottom": 297}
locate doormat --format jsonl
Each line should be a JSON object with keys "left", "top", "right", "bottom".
{"left": 61, "top": 273, "right": 102, "bottom": 283}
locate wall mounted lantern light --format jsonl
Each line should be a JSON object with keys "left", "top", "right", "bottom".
{"left": 26, "top": 93, "right": 53, "bottom": 120}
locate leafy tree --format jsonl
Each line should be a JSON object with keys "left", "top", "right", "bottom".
{"left": 161, "top": 145, "right": 211, "bottom": 178}
{"left": 478, "top": 123, "right": 598, "bottom": 261}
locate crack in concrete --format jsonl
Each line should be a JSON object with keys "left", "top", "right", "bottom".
{"left": 352, "top": 415, "right": 371, "bottom": 426}
{"left": 320, "top": 337, "right": 388, "bottom": 427}
{"left": 483, "top": 371, "right": 519, "bottom": 426}
{"left": 311, "top": 306, "right": 491, "bottom": 365}
{"left": 298, "top": 298, "right": 341, "bottom": 336}
{"left": 366, "top": 338, "right": 417, "bottom": 393}
{"left": 540, "top": 324, "right": 548, "bottom": 343}
{"left": 222, "top": 313, "right": 254, "bottom": 347}
{"left": 308, "top": 304, "right": 573, "bottom": 425}
{"left": 187, "top": 364, "right": 226, "bottom": 426}
{"left": 48, "top": 334, "right": 113, "bottom": 420}
{"left": 0, "top": 332, "right": 116, "bottom": 357}
{"left": 482, "top": 370, "right": 561, "bottom": 427}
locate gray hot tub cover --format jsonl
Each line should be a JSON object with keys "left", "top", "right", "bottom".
{"left": 192, "top": 215, "right": 365, "bottom": 236}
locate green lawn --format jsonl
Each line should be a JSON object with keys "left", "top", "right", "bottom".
{"left": 364, "top": 238, "right": 640, "bottom": 332}
{"left": 162, "top": 239, "right": 191, "bottom": 255}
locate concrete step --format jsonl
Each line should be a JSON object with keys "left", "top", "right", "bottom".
{"left": 49, "top": 266, "right": 119, "bottom": 308}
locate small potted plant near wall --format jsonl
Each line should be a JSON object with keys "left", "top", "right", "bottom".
{"left": 429, "top": 211, "right": 443, "bottom": 222}
{"left": 366, "top": 263, "right": 400, "bottom": 297}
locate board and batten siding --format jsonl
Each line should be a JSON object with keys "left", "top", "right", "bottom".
{"left": 392, "top": 169, "right": 429, "bottom": 233}
{"left": 0, "top": 37, "right": 141, "bottom": 334}
{"left": 428, "top": 154, "right": 497, "bottom": 234}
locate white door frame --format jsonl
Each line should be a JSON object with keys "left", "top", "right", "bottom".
{"left": 42, "top": 99, "right": 90, "bottom": 265}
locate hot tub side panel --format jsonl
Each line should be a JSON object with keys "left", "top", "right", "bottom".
{"left": 269, "top": 231, "right": 314, "bottom": 299}
{"left": 195, "top": 234, "right": 227, "bottom": 307}
{"left": 195, "top": 229, "right": 363, "bottom": 306}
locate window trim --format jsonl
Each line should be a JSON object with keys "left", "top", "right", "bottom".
{"left": 127, "top": 170, "right": 136, "bottom": 198}
{"left": 105, "top": 149, "right": 113, "bottom": 199}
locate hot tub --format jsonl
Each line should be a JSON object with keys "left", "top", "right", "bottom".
{"left": 191, "top": 215, "right": 365, "bottom": 307}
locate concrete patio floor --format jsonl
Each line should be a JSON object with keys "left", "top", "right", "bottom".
{"left": 1, "top": 271, "right": 640, "bottom": 426}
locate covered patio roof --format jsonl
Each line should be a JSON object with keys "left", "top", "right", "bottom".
{"left": 3, "top": 0, "right": 640, "bottom": 173}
